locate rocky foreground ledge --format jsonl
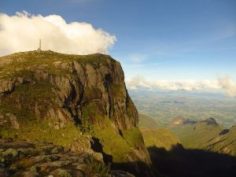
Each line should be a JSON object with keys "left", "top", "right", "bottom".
{"left": 0, "top": 138, "right": 134, "bottom": 177}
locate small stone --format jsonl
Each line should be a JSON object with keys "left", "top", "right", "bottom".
{"left": 20, "top": 171, "right": 39, "bottom": 177}
{"left": 51, "top": 147, "right": 59, "bottom": 154}
{"left": 51, "top": 168, "right": 72, "bottom": 177}
{"left": 6, "top": 113, "right": 20, "bottom": 129}
{"left": 51, "top": 146, "right": 64, "bottom": 154}
{"left": 2, "top": 148, "right": 18, "bottom": 159}
{"left": 72, "top": 170, "right": 85, "bottom": 177}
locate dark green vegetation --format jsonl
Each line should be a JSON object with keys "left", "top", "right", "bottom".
{"left": 130, "top": 89, "right": 236, "bottom": 127}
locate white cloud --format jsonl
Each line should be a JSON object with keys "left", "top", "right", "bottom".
{"left": 126, "top": 75, "right": 236, "bottom": 97}
{"left": 128, "top": 54, "right": 148, "bottom": 64}
{"left": 0, "top": 11, "right": 116, "bottom": 55}
{"left": 218, "top": 76, "right": 236, "bottom": 97}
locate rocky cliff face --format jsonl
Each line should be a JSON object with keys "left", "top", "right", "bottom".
{"left": 0, "top": 51, "right": 137, "bottom": 131}
{"left": 0, "top": 51, "right": 152, "bottom": 177}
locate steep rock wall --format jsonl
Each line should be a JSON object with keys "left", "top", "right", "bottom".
{"left": 0, "top": 51, "right": 137, "bottom": 131}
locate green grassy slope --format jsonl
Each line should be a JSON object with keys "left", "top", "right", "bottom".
{"left": 207, "top": 126, "right": 236, "bottom": 156}
{"left": 138, "top": 114, "right": 179, "bottom": 150}
{"left": 172, "top": 122, "right": 222, "bottom": 149}
{"left": 138, "top": 114, "right": 159, "bottom": 129}
{"left": 171, "top": 118, "right": 236, "bottom": 156}
{"left": 141, "top": 128, "right": 180, "bottom": 150}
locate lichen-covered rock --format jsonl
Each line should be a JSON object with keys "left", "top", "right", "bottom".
{"left": 0, "top": 113, "right": 20, "bottom": 129}
{"left": 6, "top": 113, "right": 20, "bottom": 129}
{"left": 0, "top": 80, "right": 15, "bottom": 93}
{"left": 0, "top": 138, "right": 116, "bottom": 177}
{"left": 50, "top": 168, "right": 72, "bottom": 177}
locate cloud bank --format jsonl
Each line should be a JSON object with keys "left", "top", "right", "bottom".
{"left": 126, "top": 76, "right": 236, "bottom": 97}
{"left": 218, "top": 76, "right": 236, "bottom": 97}
{"left": 0, "top": 11, "right": 116, "bottom": 55}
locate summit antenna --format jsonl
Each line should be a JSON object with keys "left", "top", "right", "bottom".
{"left": 37, "top": 39, "right": 42, "bottom": 51}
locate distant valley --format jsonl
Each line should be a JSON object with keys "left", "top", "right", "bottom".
{"left": 129, "top": 89, "right": 236, "bottom": 127}
{"left": 130, "top": 89, "right": 236, "bottom": 155}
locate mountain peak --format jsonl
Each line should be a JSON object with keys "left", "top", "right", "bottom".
{"left": 200, "top": 117, "right": 218, "bottom": 126}
{"left": 0, "top": 51, "right": 154, "bottom": 177}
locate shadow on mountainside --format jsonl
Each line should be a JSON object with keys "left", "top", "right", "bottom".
{"left": 111, "top": 161, "right": 158, "bottom": 177}
{"left": 91, "top": 137, "right": 157, "bottom": 177}
{"left": 90, "top": 137, "right": 236, "bottom": 177}
{"left": 148, "top": 144, "right": 236, "bottom": 177}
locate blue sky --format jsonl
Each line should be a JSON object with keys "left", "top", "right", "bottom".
{"left": 1, "top": 0, "right": 236, "bottom": 82}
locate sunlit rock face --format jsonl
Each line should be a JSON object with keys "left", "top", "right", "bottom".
{"left": 0, "top": 51, "right": 138, "bottom": 131}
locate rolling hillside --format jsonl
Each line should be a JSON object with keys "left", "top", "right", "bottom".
{"left": 139, "top": 114, "right": 179, "bottom": 150}
{"left": 171, "top": 117, "right": 236, "bottom": 156}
